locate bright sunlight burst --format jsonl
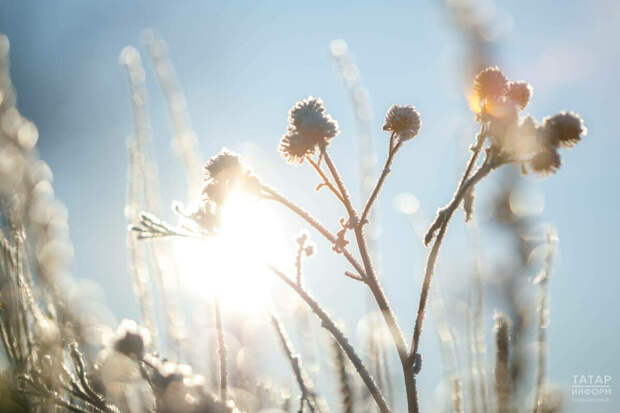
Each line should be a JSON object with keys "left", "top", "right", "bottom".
{"left": 174, "top": 192, "right": 288, "bottom": 315}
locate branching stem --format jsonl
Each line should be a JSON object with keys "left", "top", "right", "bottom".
{"left": 321, "top": 148, "right": 418, "bottom": 413}
{"left": 269, "top": 265, "right": 391, "bottom": 413}
{"left": 260, "top": 185, "right": 366, "bottom": 278}
{"left": 360, "top": 132, "right": 402, "bottom": 226}
{"left": 411, "top": 153, "right": 496, "bottom": 361}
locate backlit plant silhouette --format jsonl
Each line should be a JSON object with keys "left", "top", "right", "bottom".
{"left": 132, "top": 66, "right": 585, "bottom": 412}
{"left": 0, "top": 22, "right": 587, "bottom": 413}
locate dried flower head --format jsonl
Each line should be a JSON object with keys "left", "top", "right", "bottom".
{"left": 506, "top": 81, "right": 532, "bottom": 110}
{"left": 473, "top": 66, "right": 508, "bottom": 100}
{"left": 500, "top": 115, "right": 542, "bottom": 159}
{"left": 486, "top": 98, "right": 520, "bottom": 147}
{"left": 278, "top": 130, "right": 316, "bottom": 164}
{"left": 382, "top": 104, "right": 421, "bottom": 141}
{"left": 279, "top": 97, "right": 339, "bottom": 164}
{"left": 528, "top": 147, "right": 561, "bottom": 175}
{"left": 187, "top": 202, "right": 221, "bottom": 233}
{"left": 542, "top": 111, "right": 587, "bottom": 148}
{"left": 204, "top": 149, "right": 243, "bottom": 181}
{"left": 151, "top": 359, "right": 193, "bottom": 389}
{"left": 295, "top": 230, "right": 315, "bottom": 257}
{"left": 112, "top": 319, "right": 150, "bottom": 359}
{"left": 201, "top": 149, "right": 261, "bottom": 205}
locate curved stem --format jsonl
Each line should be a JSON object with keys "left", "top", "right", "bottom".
{"left": 320, "top": 149, "right": 358, "bottom": 224}
{"left": 425, "top": 125, "right": 487, "bottom": 246}
{"left": 411, "top": 157, "right": 495, "bottom": 358}
{"left": 270, "top": 313, "right": 319, "bottom": 413}
{"left": 260, "top": 185, "right": 366, "bottom": 278}
{"left": 321, "top": 148, "right": 417, "bottom": 412}
{"left": 269, "top": 265, "right": 391, "bottom": 413}
{"left": 360, "top": 133, "right": 402, "bottom": 226}
{"left": 307, "top": 156, "right": 346, "bottom": 204}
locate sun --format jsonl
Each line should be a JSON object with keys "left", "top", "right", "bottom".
{"left": 174, "top": 192, "right": 288, "bottom": 315}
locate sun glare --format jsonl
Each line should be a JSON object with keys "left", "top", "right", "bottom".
{"left": 174, "top": 192, "right": 288, "bottom": 315}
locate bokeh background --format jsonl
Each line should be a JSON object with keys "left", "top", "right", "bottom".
{"left": 1, "top": 1, "right": 618, "bottom": 411}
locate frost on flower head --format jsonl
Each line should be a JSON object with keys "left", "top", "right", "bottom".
{"left": 204, "top": 149, "right": 243, "bottom": 181}
{"left": 279, "top": 130, "right": 316, "bottom": 164}
{"left": 473, "top": 66, "right": 508, "bottom": 100}
{"left": 382, "top": 104, "right": 421, "bottom": 141}
{"left": 528, "top": 146, "right": 561, "bottom": 175}
{"left": 506, "top": 81, "right": 533, "bottom": 110}
{"left": 279, "top": 96, "right": 339, "bottom": 164}
{"left": 201, "top": 149, "right": 261, "bottom": 206}
{"left": 542, "top": 111, "right": 587, "bottom": 148}
{"left": 468, "top": 67, "right": 586, "bottom": 178}
{"left": 112, "top": 319, "right": 150, "bottom": 360}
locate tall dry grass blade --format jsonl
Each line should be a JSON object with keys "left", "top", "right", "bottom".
{"left": 271, "top": 313, "right": 321, "bottom": 413}
{"left": 331, "top": 338, "right": 354, "bottom": 413}
{"left": 214, "top": 297, "right": 228, "bottom": 402}
{"left": 142, "top": 30, "right": 204, "bottom": 201}
{"left": 465, "top": 292, "right": 479, "bottom": 413}
{"left": 494, "top": 314, "right": 511, "bottom": 413}
{"left": 533, "top": 235, "right": 555, "bottom": 413}
{"left": 120, "top": 46, "right": 185, "bottom": 353}
{"left": 269, "top": 265, "right": 391, "bottom": 413}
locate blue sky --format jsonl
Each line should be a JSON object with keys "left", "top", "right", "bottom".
{"left": 1, "top": 1, "right": 618, "bottom": 411}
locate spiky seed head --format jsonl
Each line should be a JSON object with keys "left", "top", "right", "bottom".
{"left": 382, "top": 104, "right": 421, "bottom": 141}
{"left": 501, "top": 115, "right": 542, "bottom": 159}
{"left": 279, "top": 130, "right": 317, "bottom": 164}
{"left": 113, "top": 319, "right": 150, "bottom": 359}
{"left": 506, "top": 81, "right": 532, "bottom": 110}
{"left": 529, "top": 147, "right": 561, "bottom": 176}
{"left": 542, "top": 111, "right": 586, "bottom": 148}
{"left": 189, "top": 202, "right": 221, "bottom": 233}
{"left": 204, "top": 149, "right": 243, "bottom": 181}
{"left": 473, "top": 66, "right": 508, "bottom": 100}
{"left": 279, "top": 97, "right": 339, "bottom": 164}
{"left": 201, "top": 149, "right": 261, "bottom": 206}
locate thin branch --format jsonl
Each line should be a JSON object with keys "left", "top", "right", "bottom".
{"left": 260, "top": 185, "right": 366, "bottom": 278}
{"left": 69, "top": 342, "right": 107, "bottom": 410}
{"left": 344, "top": 271, "right": 366, "bottom": 283}
{"left": 425, "top": 126, "right": 487, "bottom": 246}
{"left": 320, "top": 148, "right": 358, "bottom": 226}
{"left": 270, "top": 313, "right": 319, "bottom": 413}
{"left": 268, "top": 265, "right": 391, "bottom": 413}
{"left": 214, "top": 297, "right": 228, "bottom": 401}
{"left": 360, "top": 132, "right": 402, "bottom": 226}
{"left": 307, "top": 156, "right": 346, "bottom": 204}
{"left": 533, "top": 236, "right": 555, "bottom": 413}
{"left": 410, "top": 156, "right": 495, "bottom": 359}
{"left": 322, "top": 148, "right": 418, "bottom": 413}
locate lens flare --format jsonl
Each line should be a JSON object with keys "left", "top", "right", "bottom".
{"left": 175, "top": 192, "right": 287, "bottom": 315}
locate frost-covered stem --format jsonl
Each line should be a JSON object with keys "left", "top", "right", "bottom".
{"left": 295, "top": 244, "right": 304, "bottom": 287}
{"left": 411, "top": 156, "right": 495, "bottom": 359}
{"left": 214, "top": 297, "right": 227, "bottom": 401}
{"left": 494, "top": 316, "right": 511, "bottom": 413}
{"left": 458, "top": 125, "right": 487, "bottom": 192}
{"left": 533, "top": 237, "right": 554, "bottom": 413}
{"left": 307, "top": 156, "right": 346, "bottom": 204}
{"left": 260, "top": 185, "right": 366, "bottom": 278}
{"left": 321, "top": 149, "right": 417, "bottom": 413}
{"left": 320, "top": 148, "right": 358, "bottom": 223}
{"left": 360, "top": 132, "right": 401, "bottom": 226}
{"left": 332, "top": 339, "right": 355, "bottom": 413}
{"left": 425, "top": 126, "right": 486, "bottom": 245}
{"left": 270, "top": 313, "right": 318, "bottom": 413}
{"left": 269, "top": 265, "right": 391, "bottom": 413}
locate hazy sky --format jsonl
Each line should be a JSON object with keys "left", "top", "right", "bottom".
{"left": 1, "top": 1, "right": 618, "bottom": 411}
